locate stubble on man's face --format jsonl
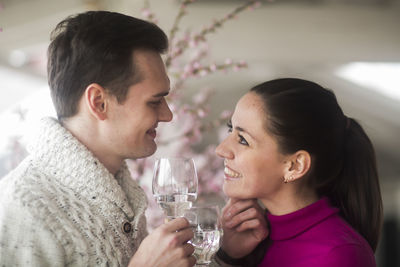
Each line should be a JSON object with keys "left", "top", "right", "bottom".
{"left": 106, "top": 49, "right": 172, "bottom": 161}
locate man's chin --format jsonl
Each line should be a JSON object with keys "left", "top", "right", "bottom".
{"left": 125, "top": 142, "right": 157, "bottom": 160}
{"left": 140, "top": 142, "right": 157, "bottom": 158}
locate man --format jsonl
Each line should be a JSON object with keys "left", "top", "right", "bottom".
{"left": 0, "top": 11, "right": 267, "bottom": 266}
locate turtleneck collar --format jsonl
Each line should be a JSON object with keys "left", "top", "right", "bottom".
{"left": 267, "top": 197, "right": 339, "bottom": 241}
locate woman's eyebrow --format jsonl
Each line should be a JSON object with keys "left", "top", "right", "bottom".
{"left": 235, "top": 125, "right": 256, "bottom": 141}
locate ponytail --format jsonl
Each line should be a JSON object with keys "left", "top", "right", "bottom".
{"left": 330, "top": 118, "right": 383, "bottom": 251}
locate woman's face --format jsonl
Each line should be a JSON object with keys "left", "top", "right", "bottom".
{"left": 215, "top": 92, "right": 289, "bottom": 202}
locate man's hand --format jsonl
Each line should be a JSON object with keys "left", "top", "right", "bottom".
{"left": 128, "top": 217, "right": 196, "bottom": 267}
{"left": 221, "top": 198, "right": 269, "bottom": 259}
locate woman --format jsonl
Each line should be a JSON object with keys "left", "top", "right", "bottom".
{"left": 216, "top": 78, "right": 382, "bottom": 266}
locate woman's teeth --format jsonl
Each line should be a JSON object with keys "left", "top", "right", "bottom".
{"left": 224, "top": 167, "right": 242, "bottom": 178}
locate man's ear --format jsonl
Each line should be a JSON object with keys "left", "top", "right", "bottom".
{"left": 283, "top": 150, "right": 311, "bottom": 183}
{"left": 84, "top": 83, "right": 108, "bottom": 120}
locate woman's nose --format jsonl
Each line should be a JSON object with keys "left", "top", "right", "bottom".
{"left": 215, "top": 138, "right": 233, "bottom": 159}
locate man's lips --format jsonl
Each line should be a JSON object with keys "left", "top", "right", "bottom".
{"left": 146, "top": 129, "right": 157, "bottom": 138}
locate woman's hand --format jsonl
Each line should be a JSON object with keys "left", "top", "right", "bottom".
{"left": 221, "top": 198, "right": 269, "bottom": 258}
{"left": 128, "top": 217, "right": 196, "bottom": 267}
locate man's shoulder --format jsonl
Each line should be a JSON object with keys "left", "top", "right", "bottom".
{"left": 1, "top": 157, "right": 36, "bottom": 199}
{"left": 1, "top": 157, "right": 51, "bottom": 197}
{"left": 0, "top": 157, "right": 57, "bottom": 229}
{"left": 0, "top": 157, "right": 68, "bottom": 219}
{"left": 0, "top": 159, "right": 70, "bottom": 266}
{"left": 0, "top": 158, "right": 78, "bottom": 251}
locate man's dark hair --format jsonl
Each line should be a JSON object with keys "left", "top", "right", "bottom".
{"left": 47, "top": 11, "right": 168, "bottom": 121}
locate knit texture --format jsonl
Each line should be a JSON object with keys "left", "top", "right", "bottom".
{"left": 0, "top": 117, "right": 148, "bottom": 266}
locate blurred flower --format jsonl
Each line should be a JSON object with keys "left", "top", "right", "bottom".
{"left": 220, "top": 110, "right": 233, "bottom": 120}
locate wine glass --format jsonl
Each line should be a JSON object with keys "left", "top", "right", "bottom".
{"left": 152, "top": 157, "right": 198, "bottom": 220}
{"left": 184, "top": 205, "right": 223, "bottom": 266}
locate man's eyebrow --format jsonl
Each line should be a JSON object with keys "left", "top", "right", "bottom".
{"left": 152, "top": 91, "right": 170, "bottom": 98}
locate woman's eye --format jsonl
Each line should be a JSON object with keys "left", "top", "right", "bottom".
{"left": 238, "top": 134, "right": 249, "bottom": 146}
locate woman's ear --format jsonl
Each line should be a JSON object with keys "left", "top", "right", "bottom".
{"left": 84, "top": 83, "right": 108, "bottom": 120}
{"left": 283, "top": 150, "right": 311, "bottom": 183}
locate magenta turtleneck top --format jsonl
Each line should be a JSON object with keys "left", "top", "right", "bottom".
{"left": 259, "top": 197, "right": 376, "bottom": 267}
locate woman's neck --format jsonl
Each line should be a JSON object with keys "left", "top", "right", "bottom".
{"left": 261, "top": 185, "right": 319, "bottom": 215}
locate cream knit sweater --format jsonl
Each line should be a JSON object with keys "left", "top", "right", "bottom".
{"left": 0, "top": 117, "right": 148, "bottom": 266}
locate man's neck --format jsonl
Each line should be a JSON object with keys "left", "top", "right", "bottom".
{"left": 62, "top": 116, "right": 122, "bottom": 175}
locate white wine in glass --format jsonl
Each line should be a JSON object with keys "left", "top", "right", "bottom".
{"left": 185, "top": 206, "right": 223, "bottom": 266}
{"left": 152, "top": 158, "right": 198, "bottom": 220}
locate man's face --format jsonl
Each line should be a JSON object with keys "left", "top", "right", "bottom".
{"left": 104, "top": 49, "right": 173, "bottom": 160}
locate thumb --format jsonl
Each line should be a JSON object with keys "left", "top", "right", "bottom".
{"left": 253, "top": 224, "right": 269, "bottom": 242}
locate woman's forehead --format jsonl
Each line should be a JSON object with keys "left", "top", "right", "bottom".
{"left": 235, "top": 93, "right": 264, "bottom": 115}
{"left": 233, "top": 93, "right": 266, "bottom": 127}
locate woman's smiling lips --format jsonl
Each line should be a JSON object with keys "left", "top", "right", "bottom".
{"left": 224, "top": 165, "right": 243, "bottom": 180}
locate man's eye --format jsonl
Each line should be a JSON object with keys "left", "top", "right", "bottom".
{"left": 238, "top": 134, "right": 249, "bottom": 146}
{"left": 150, "top": 100, "right": 162, "bottom": 106}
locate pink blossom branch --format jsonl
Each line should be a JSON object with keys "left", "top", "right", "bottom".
{"left": 169, "top": 59, "right": 248, "bottom": 95}
{"left": 181, "top": 60, "right": 248, "bottom": 79}
{"left": 157, "top": 113, "right": 230, "bottom": 146}
{"left": 165, "top": 0, "right": 262, "bottom": 67}
{"left": 141, "top": 0, "right": 159, "bottom": 24}
{"left": 168, "top": 0, "right": 197, "bottom": 45}
{"left": 131, "top": 1, "right": 257, "bottom": 223}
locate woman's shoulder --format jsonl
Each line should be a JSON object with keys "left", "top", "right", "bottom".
{"left": 303, "top": 212, "right": 375, "bottom": 264}
{"left": 282, "top": 216, "right": 376, "bottom": 267}
{"left": 311, "top": 212, "right": 369, "bottom": 246}
{"left": 319, "top": 243, "right": 376, "bottom": 267}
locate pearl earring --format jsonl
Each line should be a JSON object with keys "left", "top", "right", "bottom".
{"left": 284, "top": 175, "right": 294, "bottom": 183}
